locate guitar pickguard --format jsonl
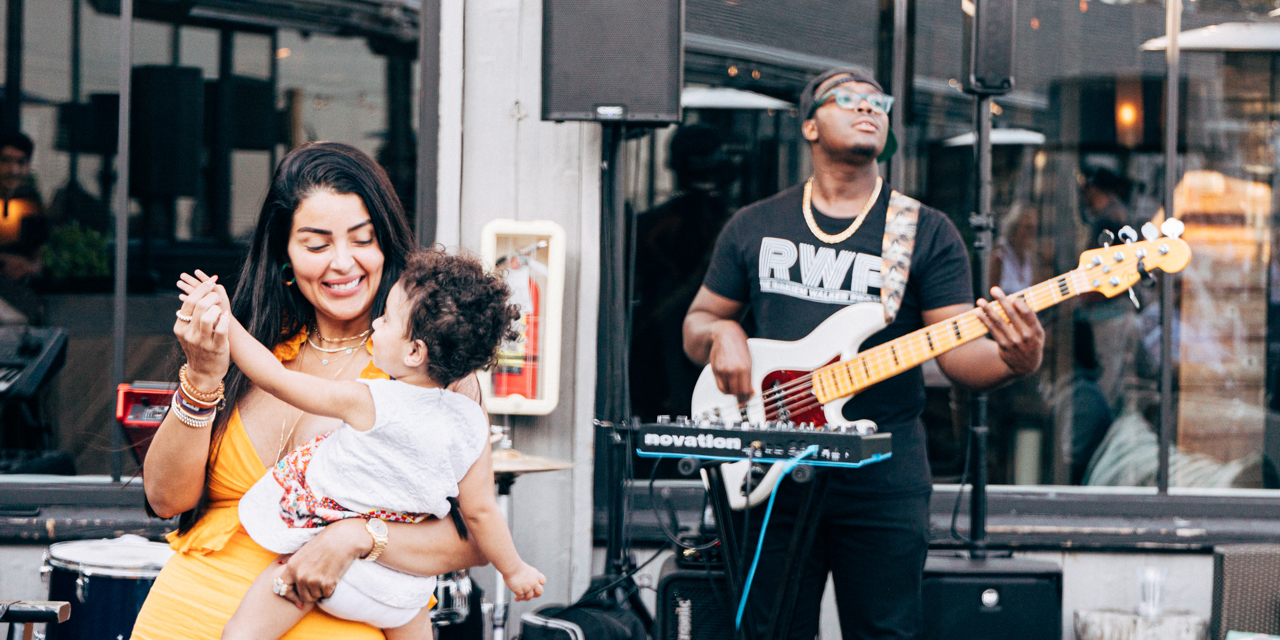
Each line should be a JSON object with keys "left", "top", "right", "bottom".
{"left": 757, "top": 357, "right": 839, "bottom": 425}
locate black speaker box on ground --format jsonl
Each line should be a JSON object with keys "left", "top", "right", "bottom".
{"left": 541, "top": 0, "right": 683, "bottom": 123}
{"left": 961, "top": 0, "right": 1016, "bottom": 95}
{"left": 655, "top": 556, "right": 733, "bottom": 640}
{"left": 921, "top": 555, "right": 1062, "bottom": 640}
{"left": 130, "top": 66, "right": 204, "bottom": 198}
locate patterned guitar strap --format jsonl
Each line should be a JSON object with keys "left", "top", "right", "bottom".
{"left": 880, "top": 190, "right": 922, "bottom": 324}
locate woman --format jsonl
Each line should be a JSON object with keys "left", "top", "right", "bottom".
{"left": 134, "top": 143, "right": 484, "bottom": 639}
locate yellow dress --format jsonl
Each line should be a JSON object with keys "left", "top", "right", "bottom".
{"left": 131, "top": 333, "right": 389, "bottom": 640}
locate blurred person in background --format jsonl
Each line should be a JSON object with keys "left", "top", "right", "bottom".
{"left": 630, "top": 123, "right": 735, "bottom": 420}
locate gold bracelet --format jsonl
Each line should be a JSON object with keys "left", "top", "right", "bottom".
{"left": 169, "top": 393, "right": 216, "bottom": 428}
{"left": 179, "top": 364, "right": 225, "bottom": 403}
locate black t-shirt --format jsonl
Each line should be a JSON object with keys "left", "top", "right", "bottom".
{"left": 702, "top": 183, "right": 973, "bottom": 495}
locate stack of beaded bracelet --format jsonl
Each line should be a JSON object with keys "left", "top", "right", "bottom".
{"left": 171, "top": 364, "right": 225, "bottom": 428}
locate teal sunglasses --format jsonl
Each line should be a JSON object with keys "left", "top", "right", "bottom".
{"left": 809, "top": 88, "right": 895, "bottom": 118}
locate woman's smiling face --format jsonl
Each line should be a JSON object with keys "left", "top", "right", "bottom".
{"left": 286, "top": 191, "right": 385, "bottom": 326}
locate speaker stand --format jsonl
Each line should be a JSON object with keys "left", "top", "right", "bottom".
{"left": 967, "top": 94, "right": 995, "bottom": 561}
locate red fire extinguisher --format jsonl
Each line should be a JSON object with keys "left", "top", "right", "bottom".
{"left": 493, "top": 253, "right": 540, "bottom": 400}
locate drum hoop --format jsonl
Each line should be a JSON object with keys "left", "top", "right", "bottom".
{"left": 44, "top": 555, "right": 164, "bottom": 578}
{"left": 44, "top": 541, "right": 169, "bottom": 578}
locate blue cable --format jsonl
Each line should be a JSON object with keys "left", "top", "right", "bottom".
{"left": 734, "top": 444, "right": 821, "bottom": 630}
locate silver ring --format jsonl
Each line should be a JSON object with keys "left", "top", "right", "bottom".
{"left": 272, "top": 577, "right": 291, "bottom": 597}
{"left": 176, "top": 311, "right": 193, "bottom": 323}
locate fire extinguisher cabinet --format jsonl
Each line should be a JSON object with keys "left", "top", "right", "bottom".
{"left": 480, "top": 219, "right": 566, "bottom": 415}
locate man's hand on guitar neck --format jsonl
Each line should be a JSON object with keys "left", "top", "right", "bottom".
{"left": 684, "top": 287, "right": 754, "bottom": 401}
{"left": 932, "top": 286, "right": 1045, "bottom": 391}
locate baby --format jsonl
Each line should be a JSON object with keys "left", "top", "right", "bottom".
{"left": 181, "top": 250, "right": 545, "bottom": 640}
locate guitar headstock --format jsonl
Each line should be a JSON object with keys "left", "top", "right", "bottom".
{"left": 1077, "top": 221, "right": 1191, "bottom": 298}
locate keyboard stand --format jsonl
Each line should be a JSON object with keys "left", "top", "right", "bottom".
{"left": 703, "top": 463, "right": 829, "bottom": 640}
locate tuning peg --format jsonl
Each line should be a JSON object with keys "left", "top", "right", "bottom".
{"left": 1118, "top": 226, "right": 1138, "bottom": 244}
{"left": 1097, "top": 229, "right": 1115, "bottom": 248}
{"left": 1141, "top": 222, "right": 1159, "bottom": 241}
{"left": 1160, "top": 218, "right": 1185, "bottom": 239}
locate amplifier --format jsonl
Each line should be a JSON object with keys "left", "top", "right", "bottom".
{"left": 655, "top": 556, "right": 733, "bottom": 640}
{"left": 921, "top": 555, "right": 1062, "bottom": 640}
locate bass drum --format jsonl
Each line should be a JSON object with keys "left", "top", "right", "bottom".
{"left": 42, "top": 535, "right": 173, "bottom": 640}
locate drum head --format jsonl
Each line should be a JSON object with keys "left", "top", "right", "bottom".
{"left": 47, "top": 535, "right": 174, "bottom": 577}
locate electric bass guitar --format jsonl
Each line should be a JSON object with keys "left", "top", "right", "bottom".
{"left": 690, "top": 221, "right": 1192, "bottom": 508}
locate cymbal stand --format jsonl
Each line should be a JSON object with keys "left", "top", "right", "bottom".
{"left": 493, "top": 414, "right": 514, "bottom": 640}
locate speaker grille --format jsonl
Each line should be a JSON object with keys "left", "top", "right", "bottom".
{"left": 542, "top": 0, "right": 683, "bottom": 122}
{"left": 656, "top": 563, "right": 734, "bottom": 640}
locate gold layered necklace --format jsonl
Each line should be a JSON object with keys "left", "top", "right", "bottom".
{"left": 306, "top": 325, "right": 372, "bottom": 364}
{"left": 802, "top": 175, "right": 883, "bottom": 244}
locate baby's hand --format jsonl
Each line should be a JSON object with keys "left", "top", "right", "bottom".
{"left": 504, "top": 563, "right": 546, "bottom": 601}
{"left": 177, "top": 271, "right": 228, "bottom": 309}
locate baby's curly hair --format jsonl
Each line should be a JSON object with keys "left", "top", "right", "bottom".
{"left": 399, "top": 249, "right": 521, "bottom": 387}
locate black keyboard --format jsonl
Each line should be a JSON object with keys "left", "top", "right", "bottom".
{"left": 0, "top": 327, "right": 67, "bottom": 399}
{"left": 634, "top": 422, "right": 891, "bottom": 468}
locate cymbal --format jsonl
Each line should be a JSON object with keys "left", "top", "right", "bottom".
{"left": 491, "top": 448, "right": 573, "bottom": 476}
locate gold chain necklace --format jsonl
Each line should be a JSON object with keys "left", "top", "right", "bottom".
{"left": 315, "top": 326, "right": 373, "bottom": 343}
{"left": 802, "top": 176, "right": 883, "bottom": 244}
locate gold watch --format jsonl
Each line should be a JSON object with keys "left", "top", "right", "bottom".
{"left": 362, "top": 518, "right": 388, "bottom": 562}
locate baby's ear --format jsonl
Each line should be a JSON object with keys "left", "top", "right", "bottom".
{"left": 404, "top": 339, "right": 429, "bottom": 368}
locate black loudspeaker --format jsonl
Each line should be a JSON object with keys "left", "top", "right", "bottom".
{"left": 55, "top": 94, "right": 119, "bottom": 155}
{"left": 130, "top": 66, "right": 204, "bottom": 198}
{"left": 921, "top": 555, "right": 1062, "bottom": 640}
{"left": 655, "top": 557, "right": 733, "bottom": 640}
{"left": 961, "top": 0, "right": 1016, "bottom": 95}
{"left": 541, "top": 0, "right": 683, "bottom": 123}
{"left": 205, "top": 76, "right": 278, "bottom": 151}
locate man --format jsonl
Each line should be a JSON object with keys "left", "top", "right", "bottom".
{"left": 681, "top": 68, "right": 1045, "bottom": 639}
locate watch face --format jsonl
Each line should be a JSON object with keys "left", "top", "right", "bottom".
{"left": 367, "top": 518, "right": 388, "bottom": 537}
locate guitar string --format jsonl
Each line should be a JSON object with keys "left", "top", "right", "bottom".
{"left": 752, "top": 269, "right": 1088, "bottom": 417}
{"left": 752, "top": 272, "right": 1071, "bottom": 403}
{"left": 753, "top": 298, "right": 1041, "bottom": 418}
{"left": 753, "top": 263, "right": 1124, "bottom": 419}
{"left": 739, "top": 258, "right": 1144, "bottom": 420}
{"left": 752, "top": 276, "right": 1065, "bottom": 407}
{"left": 757, "top": 265, "right": 1087, "bottom": 403}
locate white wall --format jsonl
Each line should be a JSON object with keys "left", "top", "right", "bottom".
{"left": 0, "top": 545, "right": 47, "bottom": 601}
{"left": 441, "top": 0, "right": 602, "bottom": 624}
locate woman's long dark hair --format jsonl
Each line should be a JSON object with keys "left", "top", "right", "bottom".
{"left": 169, "top": 142, "right": 416, "bottom": 534}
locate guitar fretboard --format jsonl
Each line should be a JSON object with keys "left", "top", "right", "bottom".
{"left": 810, "top": 270, "right": 1087, "bottom": 404}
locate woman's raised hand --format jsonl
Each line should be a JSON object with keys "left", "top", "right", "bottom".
{"left": 175, "top": 270, "right": 233, "bottom": 391}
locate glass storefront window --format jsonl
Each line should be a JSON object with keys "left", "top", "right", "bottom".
{"left": 1169, "top": 47, "right": 1278, "bottom": 489}
{"left": 0, "top": 3, "right": 405, "bottom": 477}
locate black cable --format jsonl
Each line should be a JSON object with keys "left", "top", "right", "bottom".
{"left": 950, "top": 426, "right": 973, "bottom": 544}
{"left": 648, "top": 459, "right": 720, "bottom": 551}
{"left": 564, "top": 542, "right": 672, "bottom": 612}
